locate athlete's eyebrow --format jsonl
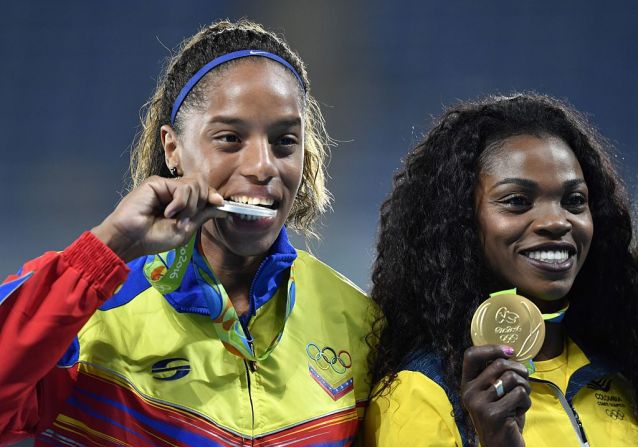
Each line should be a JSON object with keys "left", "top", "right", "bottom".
{"left": 205, "top": 116, "right": 302, "bottom": 128}
{"left": 270, "top": 117, "right": 302, "bottom": 128}
{"left": 492, "top": 178, "right": 537, "bottom": 189}
{"left": 491, "top": 177, "right": 586, "bottom": 190}
{"left": 206, "top": 116, "right": 247, "bottom": 126}
{"left": 563, "top": 178, "right": 587, "bottom": 189}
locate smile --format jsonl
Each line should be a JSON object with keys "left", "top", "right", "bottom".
{"left": 228, "top": 195, "right": 277, "bottom": 222}
{"left": 522, "top": 250, "right": 570, "bottom": 264}
{"left": 230, "top": 195, "right": 275, "bottom": 207}
{"left": 520, "top": 245, "right": 576, "bottom": 273}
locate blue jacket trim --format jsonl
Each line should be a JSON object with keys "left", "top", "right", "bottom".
{"left": 186, "top": 227, "right": 296, "bottom": 322}
{"left": 57, "top": 337, "right": 80, "bottom": 368}
{"left": 163, "top": 253, "right": 211, "bottom": 315}
{"left": 0, "top": 271, "right": 33, "bottom": 307}
{"left": 565, "top": 353, "right": 615, "bottom": 404}
{"left": 246, "top": 227, "right": 297, "bottom": 321}
{"left": 98, "top": 228, "right": 296, "bottom": 318}
{"left": 99, "top": 257, "right": 151, "bottom": 311}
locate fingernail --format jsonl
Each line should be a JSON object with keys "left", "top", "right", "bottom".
{"left": 502, "top": 346, "right": 515, "bottom": 356}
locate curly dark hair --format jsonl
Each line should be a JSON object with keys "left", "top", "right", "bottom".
{"left": 368, "top": 92, "right": 638, "bottom": 442}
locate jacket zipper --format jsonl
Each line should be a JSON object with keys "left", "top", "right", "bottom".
{"left": 244, "top": 258, "right": 268, "bottom": 326}
{"left": 529, "top": 378, "right": 589, "bottom": 446}
{"left": 244, "top": 357, "right": 256, "bottom": 446}
{"left": 240, "top": 259, "right": 266, "bottom": 373}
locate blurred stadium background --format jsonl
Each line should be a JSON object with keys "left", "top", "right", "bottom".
{"left": 1, "top": 2, "right": 637, "bottom": 444}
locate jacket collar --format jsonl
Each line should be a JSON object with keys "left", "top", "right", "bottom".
{"left": 565, "top": 338, "right": 617, "bottom": 403}
{"left": 162, "top": 227, "right": 297, "bottom": 318}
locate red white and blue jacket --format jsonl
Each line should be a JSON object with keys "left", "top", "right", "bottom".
{"left": 0, "top": 230, "right": 373, "bottom": 446}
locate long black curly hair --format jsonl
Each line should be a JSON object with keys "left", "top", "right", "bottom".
{"left": 368, "top": 92, "right": 638, "bottom": 440}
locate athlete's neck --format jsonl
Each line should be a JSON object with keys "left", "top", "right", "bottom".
{"left": 199, "top": 231, "right": 265, "bottom": 317}
{"left": 534, "top": 321, "right": 565, "bottom": 361}
{"left": 529, "top": 295, "right": 568, "bottom": 361}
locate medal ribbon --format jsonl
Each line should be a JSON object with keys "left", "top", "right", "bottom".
{"left": 193, "top": 260, "right": 295, "bottom": 361}
{"left": 143, "top": 234, "right": 295, "bottom": 362}
{"left": 542, "top": 304, "right": 569, "bottom": 323}
{"left": 143, "top": 235, "right": 196, "bottom": 294}
{"left": 490, "top": 288, "right": 569, "bottom": 322}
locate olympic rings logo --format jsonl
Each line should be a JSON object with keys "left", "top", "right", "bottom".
{"left": 606, "top": 409, "right": 625, "bottom": 420}
{"left": 498, "top": 333, "right": 519, "bottom": 343}
{"left": 306, "top": 343, "right": 352, "bottom": 374}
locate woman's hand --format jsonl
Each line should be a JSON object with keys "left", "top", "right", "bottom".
{"left": 92, "top": 175, "right": 226, "bottom": 262}
{"left": 460, "top": 345, "right": 531, "bottom": 447}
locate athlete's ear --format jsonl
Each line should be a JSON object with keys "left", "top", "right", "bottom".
{"left": 161, "top": 124, "right": 181, "bottom": 173}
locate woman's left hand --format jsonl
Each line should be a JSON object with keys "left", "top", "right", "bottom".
{"left": 460, "top": 345, "right": 532, "bottom": 447}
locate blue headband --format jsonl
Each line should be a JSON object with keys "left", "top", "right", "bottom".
{"left": 170, "top": 49, "right": 305, "bottom": 124}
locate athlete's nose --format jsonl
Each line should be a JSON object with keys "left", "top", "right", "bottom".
{"left": 532, "top": 203, "right": 572, "bottom": 237}
{"left": 239, "top": 137, "right": 277, "bottom": 183}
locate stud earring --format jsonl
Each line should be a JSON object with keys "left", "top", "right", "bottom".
{"left": 170, "top": 167, "right": 178, "bottom": 177}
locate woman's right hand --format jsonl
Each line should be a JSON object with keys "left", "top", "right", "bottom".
{"left": 460, "top": 345, "right": 532, "bottom": 447}
{"left": 91, "top": 175, "right": 226, "bottom": 262}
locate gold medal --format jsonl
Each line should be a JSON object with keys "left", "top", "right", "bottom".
{"left": 470, "top": 290, "right": 545, "bottom": 363}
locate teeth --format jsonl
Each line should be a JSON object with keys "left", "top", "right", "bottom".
{"left": 525, "top": 250, "right": 570, "bottom": 263}
{"left": 229, "top": 195, "right": 274, "bottom": 207}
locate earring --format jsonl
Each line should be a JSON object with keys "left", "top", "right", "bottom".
{"left": 170, "top": 167, "right": 178, "bottom": 177}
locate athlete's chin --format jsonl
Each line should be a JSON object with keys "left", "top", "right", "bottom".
{"left": 229, "top": 242, "right": 273, "bottom": 258}
{"left": 516, "top": 280, "right": 573, "bottom": 307}
{"left": 210, "top": 218, "right": 282, "bottom": 258}
{"left": 223, "top": 233, "right": 280, "bottom": 258}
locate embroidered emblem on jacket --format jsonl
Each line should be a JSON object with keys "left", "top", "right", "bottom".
{"left": 588, "top": 376, "right": 631, "bottom": 422}
{"left": 606, "top": 409, "right": 625, "bottom": 420}
{"left": 306, "top": 342, "right": 353, "bottom": 400}
{"left": 151, "top": 357, "right": 191, "bottom": 381}
{"left": 587, "top": 378, "right": 612, "bottom": 392}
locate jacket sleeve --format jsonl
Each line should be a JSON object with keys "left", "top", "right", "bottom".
{"left": 0, "top": 231, "right": 130, "bottom": 445}
{"left": 363, "top": 371, "right": 463, "bottom": 446}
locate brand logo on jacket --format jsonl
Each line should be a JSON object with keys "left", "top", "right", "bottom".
{"left": 306, "top": 342, "right": 353, "bottom": 400}
{"left": 587, "top": 378, "right": 612, "bottom": 392}
{"left": 151, "top": 357, "right": 191, "bottom": 381}
{"left": 588, "top": 376, "right": 631, "bottom": 421}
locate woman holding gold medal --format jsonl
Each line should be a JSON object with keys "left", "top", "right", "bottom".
{"left": 0, "top": 20, "right": 372, "bottom": 446}
{"left": 364, "top": 94, "right": 638, "bottom": 446}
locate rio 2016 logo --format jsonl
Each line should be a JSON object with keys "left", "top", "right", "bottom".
{"left": 495, "top": 306, "right": 519, "bottom": 324}
{"left": 169, "top": 246, "right": 190, "bottom": 280}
